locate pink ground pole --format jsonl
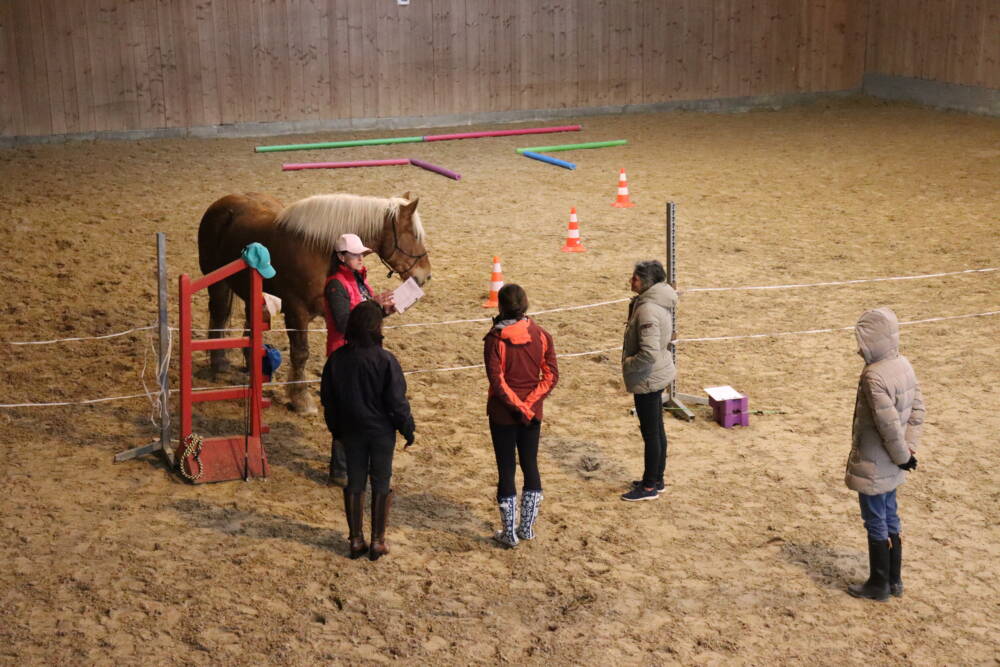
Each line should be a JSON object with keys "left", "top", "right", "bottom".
{"left": 422, "top": 125, "right": 582, "bottom": 142}
{"left": 409, "top": 158, "right": 461, "bottom": 181}
{"left": 282, "top": 159, "right": 411, "bottom": 171}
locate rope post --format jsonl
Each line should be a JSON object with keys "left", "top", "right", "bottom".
{"left": 114, "top": 232, "right": 176, "bottom": 464}
{"left": 156, "top": 233, "right": 173, "bottom": 465}
{"left": 663, "top": 202, "right": 699, "bottom": 421}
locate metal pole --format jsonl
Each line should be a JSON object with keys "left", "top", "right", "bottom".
{"left": 663, "top": 202, "right": 698, "bottom": 420}
{"left": 113, "top": 233, "right": 177, "bottom": 464}
{"left": 156, "top": 233, "right": 173, "bottom": 466}
{"left": 666, "top": 202, "right": 677, "bottom": 397}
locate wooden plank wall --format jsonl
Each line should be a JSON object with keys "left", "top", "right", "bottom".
{"left": 0, "top": 0, "right": 873, "bottom": 139}
{"left": 866, "top": 0, "right": 1000, "bottom": 89}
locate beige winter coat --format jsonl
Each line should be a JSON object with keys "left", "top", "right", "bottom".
{"left": 622, "top": 282, "right": 678, "bottom": 394}
{"left": 845, "top": 307, "right": 925, "bottom": 495}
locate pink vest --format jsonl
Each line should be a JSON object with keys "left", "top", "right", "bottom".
{"left": 323, "top": 264, "right": 373, "bottom": 355}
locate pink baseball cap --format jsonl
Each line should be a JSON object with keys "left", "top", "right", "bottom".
{"left": 334, "top": 233, "right": 372, "bottom": 255}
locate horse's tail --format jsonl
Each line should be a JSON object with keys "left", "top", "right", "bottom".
{"left": 198, "top": 197, "right": 237, "bottom": 275}
{"left": 198, "top": 197, "right": 237, "bottom": 332}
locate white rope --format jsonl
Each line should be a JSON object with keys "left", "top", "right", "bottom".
{"left": 139, "top": 330, "right": 159, "bottom": 427}
{"left": 5, "top": 324, "right": 156, "bottom": 345}
{"left": 675, "top": 310, "right": 1000, "bottom": 343}
{"left": 0, "top": 392, "right": 154, "bottom": 408}
{"left": 3, "top": 309, "right": 998, "bottom": 408}
{"left": 5, "top": 266, "right": 998, "bottom": 344}
{"left": 181, "top": 266, "right": 1000, "bottom": 334}
{"left": 684, "top": 267, "right": 999, "bottom": 293}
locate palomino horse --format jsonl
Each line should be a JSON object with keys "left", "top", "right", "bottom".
{"left": 197, "top": 192, "right": 431, "bottom": 413}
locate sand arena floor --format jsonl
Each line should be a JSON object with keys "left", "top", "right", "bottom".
{"left": 1, "top": 98, "right": 999, "bottom": 664}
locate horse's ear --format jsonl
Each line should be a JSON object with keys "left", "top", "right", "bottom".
{"left": 401, "top": 197, "right": 419, "bottom": 214}
{"left": 400, "top": 191, "right": 412, "bottom": 201}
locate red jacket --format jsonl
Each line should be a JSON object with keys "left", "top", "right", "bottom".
{"left": 323, "top": 264, "right": 373, "bottom": 356}
{"left": 483, "top": 318, "right": 558, "bottom": 425}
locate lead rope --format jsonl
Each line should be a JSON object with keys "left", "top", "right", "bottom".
{"left": 179, "top": 433, "right": 205, "bottom": 482}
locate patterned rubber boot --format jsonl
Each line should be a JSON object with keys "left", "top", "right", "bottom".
{"left": 516, "top": 490, "right": 543, "bottom": 541}
{"left": 492, "top": 495, "right": 519, "bottom": 548}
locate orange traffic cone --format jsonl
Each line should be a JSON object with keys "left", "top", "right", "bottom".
{"left": 482, "top": 256, "right": 503, "bottom": 308}
{"left": 561, "top": 207, "right": 586, "bottom": 252}
{"left": 611, "top": 168, "right": 635, "bottom": 208}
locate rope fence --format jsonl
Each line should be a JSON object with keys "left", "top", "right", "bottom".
{"left": 3, "top": 307, "right": 998, "bottom": 408}
{"left": 5, "top": 266, "right": 997, "bottom": 344}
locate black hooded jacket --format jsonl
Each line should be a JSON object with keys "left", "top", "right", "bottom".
{"left": 320, "top": 343, "right": 415, "bottom": 442}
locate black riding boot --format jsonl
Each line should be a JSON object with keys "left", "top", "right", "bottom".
{"left": 369, "top": 489, "right": 394, "bottom": 561}
{"left": 848, "top": 537, "right": 891, "bottom": 601}
{"left": 343, "top": 489, "right": 368, "bottom": 559}
{"left": 328, "top": 438, "right": 348, "bottom": 487}
{"left": 889, "top": 533, "right": 903, "bottom": 597}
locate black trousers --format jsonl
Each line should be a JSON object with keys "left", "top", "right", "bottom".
{"left": 329, "top": 436, "right": 347, "bottom": 478}
{"left": 634, "top": 390, "right": 668, "bottom": 487}
{"left": 489, "top": 419, "right": 541, "bottom": 499}
{"left": 341, "top": 432, "right": 396, "bottom": 494}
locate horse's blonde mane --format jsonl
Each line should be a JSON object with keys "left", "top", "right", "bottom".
{"left": 274, "top": 194, "right": 425, "bottom": 252}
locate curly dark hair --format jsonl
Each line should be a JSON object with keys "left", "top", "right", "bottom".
{"left": 345, "top": 300, "right": 384, "bottom": 347}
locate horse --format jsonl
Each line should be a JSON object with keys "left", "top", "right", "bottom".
{"left": 197, "top": 191, "right": 431, "bottom": 413}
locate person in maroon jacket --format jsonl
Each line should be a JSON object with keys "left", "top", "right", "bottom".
{"left": 483, "top": 284, "right": 558, "bottom": 547}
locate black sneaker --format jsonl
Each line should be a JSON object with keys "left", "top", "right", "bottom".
{"left": 621, "top": 486, "right": 659, "bottom": 502}
{"left": 631, "top": 480, "right": 665, "bottom": 494}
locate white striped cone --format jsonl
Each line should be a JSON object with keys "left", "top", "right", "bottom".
{"left": 612, "top": 167, "right": 635, "bottom": 208}
{"left": 482, "top": 256, "right": 504, "bottom": 308}
{"left": 561, "top": 207, "right": 586, "bottom": 252}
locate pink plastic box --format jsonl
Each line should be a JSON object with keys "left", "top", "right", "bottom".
{"left": 706, "top": 390, "right": 749, "bottom": 429}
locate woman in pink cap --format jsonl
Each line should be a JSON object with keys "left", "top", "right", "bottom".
{"left": 324, "top": 233, "right": 396, "bottom": 486}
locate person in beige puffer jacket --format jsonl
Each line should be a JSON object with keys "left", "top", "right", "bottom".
{"left": 620, "top": 260, "right": 678, "bottom": 502}
{"left": 845, "top": 307, "right": 924, "bottom": 601}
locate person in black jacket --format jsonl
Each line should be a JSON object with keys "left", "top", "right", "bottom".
{"left": 320, "top": 300, "right": 415, "bottom": 561}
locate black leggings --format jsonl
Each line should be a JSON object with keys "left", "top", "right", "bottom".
{"left": 341, "top": 432, "right": 396, "bottom": 495}
{"left": 489, "top": 419, "right": 541, "bottom": 499}
{"left": 634, "top": 390, "right": 668, "bottom": 486}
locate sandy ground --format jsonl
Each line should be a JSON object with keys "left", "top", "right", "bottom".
{"left": 1, "top": 98, "right": 999, "bottom": 665}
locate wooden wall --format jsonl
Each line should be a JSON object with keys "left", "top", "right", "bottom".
{"left": 0, "top": 0, "right": 887, "bottom": 139}
{"left": 866, "top": 0, "right": 999, "bottom": 89}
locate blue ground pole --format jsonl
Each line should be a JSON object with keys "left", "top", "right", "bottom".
{"left": 521, "top": 151, "right": 576, "bottom": 170}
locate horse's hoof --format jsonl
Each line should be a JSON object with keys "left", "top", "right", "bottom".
{"left": 291, "top": 398, "right": 318, "bottom": 415}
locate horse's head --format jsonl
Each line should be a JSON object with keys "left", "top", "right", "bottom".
{"left": 377, "top": 194, "right": 431, "bottom": 286}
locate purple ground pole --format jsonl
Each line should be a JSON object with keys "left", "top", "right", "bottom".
{"left": 409, "top": 158, "right": 461, "bottom": 181}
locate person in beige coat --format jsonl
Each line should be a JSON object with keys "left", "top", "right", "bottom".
{"left": 845, "top": 307, "right": 924, "bottom": 601}
{"left": 620, "top": 260, "right": 678, "bottom": 502}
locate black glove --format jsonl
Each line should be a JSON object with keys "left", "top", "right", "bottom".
{"left": 898, "top": 455, "right": 917, "bottom": 471}
{"left": 529, "top": 417, "right": 541, "bottom": 426}
{"left": 403, "top": 432, "right": 415, "bottom": 448}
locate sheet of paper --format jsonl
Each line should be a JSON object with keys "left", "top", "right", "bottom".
{"left": 704, "top": 385, "right": 744, "bottom": 401}
{"left": 391, "top": 277, "right": 425, "bottom": 314}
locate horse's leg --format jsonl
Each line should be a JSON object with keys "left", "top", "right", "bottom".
{"left": 283, "top": 301, "right": 317, "bottom": 414}
{"left": 207, "top": 281, "right": 234, "bottom": 374}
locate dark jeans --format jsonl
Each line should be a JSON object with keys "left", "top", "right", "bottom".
{"left": 634, "top": 390, "right": 668, "bottom": 487}
{"left": 858, "top": 490, "right": 901, "bottom": 541}
{"left": 489, "top": 419, "right": 541, "bottom": 499}
{"left": 341, "top": 432, "right": 396, "bottom": 495}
